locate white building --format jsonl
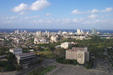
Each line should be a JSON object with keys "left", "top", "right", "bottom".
{"left": 66, "top": 47, "right": 89, "bottom": 64}
{"left": 9, "top": 48, "right": 22, "bottom": 55}
{"left": 50, "top": 35, "right": 59, "bottom": 43}
{"left": 34, "top": 31, "right": 49, "bottom": 44}
{"left": 36, "top": 31, "right": 42, "bottom": 37}
{"left": 61, "top": 42, "right": 72, "bottom": 49}
{"left": 77, "top": 29, "right": 84, "bottom": 35}
{"left": 34, "top": 37, "right": 49, "bottom": 44}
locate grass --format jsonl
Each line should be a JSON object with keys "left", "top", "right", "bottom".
{"left": 29, "top": 65, "right": 56, "bottom": 75}
{"left": 36, "top": 51, "right": 55, "bottom": 58}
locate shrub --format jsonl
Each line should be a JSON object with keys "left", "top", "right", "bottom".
{"left": 56, "top": 57, "right": 77, "bottom": 65}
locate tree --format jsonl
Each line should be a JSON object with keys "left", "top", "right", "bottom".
{"left": 54, "top": 48, "right": 65, "bottom": 57}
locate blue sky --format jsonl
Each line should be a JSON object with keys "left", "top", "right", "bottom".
{"left": 0, "top": 0, "right": 113, "bottom": 30}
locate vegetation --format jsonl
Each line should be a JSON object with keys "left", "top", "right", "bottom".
{"left": 37, "top": 50, "right": 55, "bottom": 58}
{"left": 1, "top": 35, "right": 113, "bottom": 71}
{"left": 0, "top": 53, "right": 17, "bottom": 72}
{"left": 56, "top": 57, "right": 94, "bottom": 69}
{"left": 56, "top": 57, "right": 77, "bottom": 65}
{"left": 58, "top": 35, "right": 113, "bottom": 58}
{"left": 0, "top": 47, "right": 9, "bottom": 55}
{"left": 76, "top": 36, "right": 113, "bottom": 58}
{"left": 55, "top": 35, "right": 113, "bottom": 69}
{"left": 37, "top": 35, "right": 113, "bottom": 59}
{"left": 53, "top": 48, "right": 65, "bottom": 57}
{"left": 106, "top": 48, "right": 113, "bottom": 66}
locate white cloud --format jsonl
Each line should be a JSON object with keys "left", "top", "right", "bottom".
{"left": 72, "top": 9, "right": 82, "bottom": 14}
{"left": 30, "top": 0, "right": 50, "bottom": 11}
{"left": 91, "top": 9, "right": 99, "bottom": 13}
{"left": 1, "top": 15, "right": 113, "bottom": 29}
{"left": 13, "top": 3, "right": 28, "bottom": 12}
{"left": 72, "top": 7, "right": 113, "bottom": 15}
{"left": 103, "top": 8, "right": 113, "bottom": 12}
{"left": 72, "top": 9, "right": 99, "bottom": 14}
{"left": 88, "top": 14, "right": 98, "bottom": 19}
{"left": 13, "top": 0, "right": 50, "bottom": 14}
{"left": 73, "top": 18, "right": 78, "bottom": 23}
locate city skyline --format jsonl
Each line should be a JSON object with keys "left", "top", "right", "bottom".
{"left": 0, "top": 0, "right": 113, "bottom": 30}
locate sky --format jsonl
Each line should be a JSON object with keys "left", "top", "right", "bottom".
{"left": 0, "top": 0, "right": 113, "bottom": 30}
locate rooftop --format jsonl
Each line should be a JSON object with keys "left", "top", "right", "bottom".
{"left": 67, "top": 47, "right": 88, "bottom": 52}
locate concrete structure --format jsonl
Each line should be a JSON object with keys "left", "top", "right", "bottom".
{"left": 75, "top": 36, "right": 86, "bottom": 40}
{"left": 77, "top": 29, "right": 84, "bottom": 35}
{"left": 61, "top": 42, "right": 72, "bottom": 49}
{"left": 9, "top": 48, "right": 22, "bottom": 55}
{"left": 36, "top": 31, "right": 42, "bottom": 37}
{"left": 91, "top": 29, "right": 97, "bottom": 34}
{"left": 77, "top": 29, "right": 81, "bottom": 35}
{"left": 50, "top": 35, "right": 59, "bottom": 43}
{"left": 34, "top": 31, "right": 49, "bottom": 44}
{"left": 15, "top": 52, "right": 36, "bottom": 64}
{"left": 34, "top": 37, "right": 49, "bottom": 44}
{"left": 66, "top": 47, "right": 89, "bottom": 64}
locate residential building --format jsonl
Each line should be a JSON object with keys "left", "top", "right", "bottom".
{"left": 66, "top": 47, "right": 89, "bottom": 64}
{"left": 15, "top": 52, "right": 36, "bottom": 64}
{"left": 9, "top": 48, "right": 22, "bottom": 55}
{"left": 50, "top": 35, "right": 59, "bottom": 43}
{"left": 61, "top": 42, "right": 72, "bottom": 49}
{"left": 34, "top": 37, "right": 49, "bottom": 44}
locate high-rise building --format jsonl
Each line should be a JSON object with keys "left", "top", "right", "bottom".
{"left": 91, "top": 29, "right": 97, "bottom": 34}
{"left": 76, "top": 29, "right": 84, "bottom": 35}
{"left": 77, "top": 29, "right": 81, "bottom": 35}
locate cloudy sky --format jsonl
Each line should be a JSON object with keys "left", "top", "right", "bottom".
{"left": 0, "top": 0, "right": 113, "bottom": 30}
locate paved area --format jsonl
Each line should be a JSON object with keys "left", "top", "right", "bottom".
{"left": 95, "top": 58, "right": 113, "bottom": 73}
{"left": 47, "top": 64, "right": 113, "bottom": 75}
{"left": 1, "top": 58, "right": 113, "bottom": 75}
{"left": 0, "top": 71, "right": 16, "bottom": 75}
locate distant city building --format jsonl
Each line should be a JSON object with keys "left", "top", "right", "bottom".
{"left": 14, "top": 30, "right": 19, "bottom": 34}
{"left": 75, "top": 35, "right": 86, "bottom": 40}
{"left": 77, "top": 29, "right": 81, "bottom": 34}
{"left": 36, "top": 31, "right": 42, "bottom": 38}
{"left": 9, "top": 48, "right": 22, "bottom": 55}
{"left": 34, "top": 37, "right": 49, "bottom": 44}
{"left": 34, "top": 31, "right": 49, "bottom": 44}
{"left": 50, "top": 35, "right": 60, "bottom": 43}
{"left": 91, "top": 29, "right": 97, "bottom": 34}
{"left": 77, "top": 29, "right": 84, "bottom": 35}
{"left": 66, "top": 47, "right": 89, "bottom": 64}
